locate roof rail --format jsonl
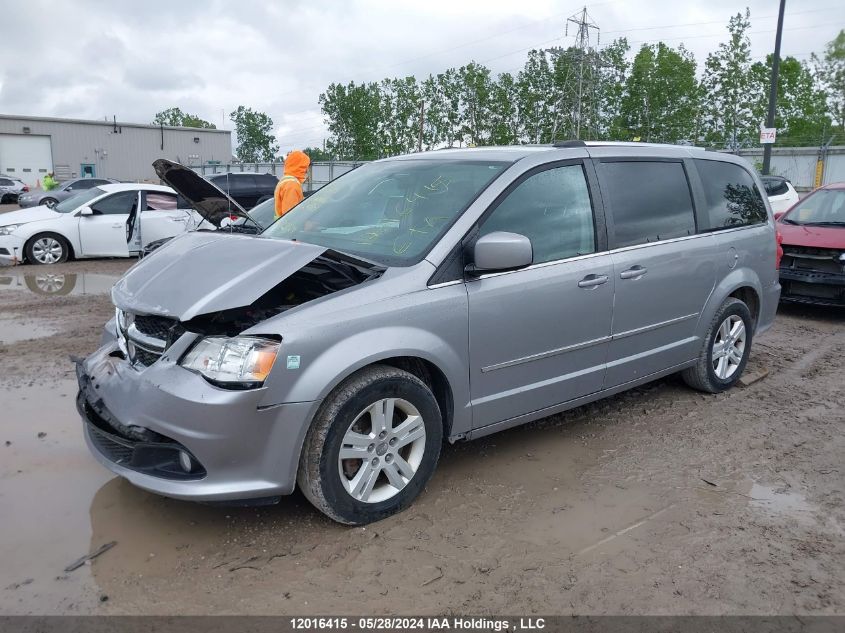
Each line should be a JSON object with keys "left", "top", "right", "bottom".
{"left": 552, "top": 140, "right": 587, "bottom": 148}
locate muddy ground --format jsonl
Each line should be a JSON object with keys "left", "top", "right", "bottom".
{"left": 0, "top": 256, "right": 843, "bottom": 616}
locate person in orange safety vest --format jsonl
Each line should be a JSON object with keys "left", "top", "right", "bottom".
{"left": 274, "top": 150, "right": 311, "bottom": 218}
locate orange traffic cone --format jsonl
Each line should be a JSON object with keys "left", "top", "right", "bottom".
{"left": 35, "top": 179, "right": 40, "bottom": 188}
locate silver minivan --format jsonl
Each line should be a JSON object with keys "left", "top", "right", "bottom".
{"left": 77, "top": 143, "right": 780, "bottom": 524}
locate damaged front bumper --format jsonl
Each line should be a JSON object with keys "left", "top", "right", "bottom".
{"left": 76, "top": 341, "right": 319, "bottom": 503}
{"left": 779, "top": 268, "right": 845, "bottom": 307}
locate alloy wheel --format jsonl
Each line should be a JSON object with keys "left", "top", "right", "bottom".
{"left": 711, "top": 314, "right": 746, "bottom": 380}
{"left": 338, "top": 397, "right": 427, "bottom": 504}
{"left": 32, "top": 237, "right": 64, "bottom": 264}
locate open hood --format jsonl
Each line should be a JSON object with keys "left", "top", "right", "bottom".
{"left": 152, "top": 159, "right": 258, "bottom": 229}
{"left": 111, "top": 231, "right": 383, "bottom": 326}
{"left": 113, "top": 232, "right": 326, "bottom": 320}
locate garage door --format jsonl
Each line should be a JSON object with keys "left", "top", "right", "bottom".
{"left": 0, "top": 135, "right": 53, "bottom": 187}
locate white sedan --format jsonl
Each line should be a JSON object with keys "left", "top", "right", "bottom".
{"left": 0, "top": 184, "right": 204, "bottom": 265}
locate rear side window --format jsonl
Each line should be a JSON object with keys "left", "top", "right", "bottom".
{"left": 144, "top": 192, "right": 178, "bottom": 211}
{"left": 72, "top": 180, "right": 98, "bottom": 190}
{"left": 479, "top": 164, "right": 596, "bottom": 264}
{"left": 696, "top": 160, "right": 767, "bottom": 230}
{"left": 599, "top": 161, "right": 695, "bottom": 248}
{"left": 91, "top": 191, "right": 137, "bottom": 215}
{"left": 0, "top": 178, "right": 11, "bottom": 186}
{"left": 762, "top": 177, "right": 789, "bottom": 197}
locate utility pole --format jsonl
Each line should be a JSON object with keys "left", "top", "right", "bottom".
{"left": 417, "top": 101, "right": 425, "bottom": 153}
{"left": 762, "top": 0, "right": 786, "bottom": 175}
{"left": 565, "top": 6, "right": 600, "bottom": 140}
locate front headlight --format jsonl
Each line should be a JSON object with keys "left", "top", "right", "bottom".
{"left": 180, "top": 336, "right": 280, "bottom": 387}
{"left": 0, "top": 224, "right": 22, "bottom": 236}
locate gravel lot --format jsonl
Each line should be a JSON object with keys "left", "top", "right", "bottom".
{"left": 1, "top": 256, "right": 843, "bottom": 616}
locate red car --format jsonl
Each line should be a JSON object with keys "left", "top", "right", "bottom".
{"left": 776, "top": 182, "right": 845, "bottom": 306}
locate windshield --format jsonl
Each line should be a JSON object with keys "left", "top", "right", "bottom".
{"left": 262, "top": 159, "right": 508, "bottom": 265}
{"left": 783, "top": 189, "right": 845, "bottom": 226}
{"left": 54, "top": 187, "right": 105, "bottom": 213}
{"left": 244, "top": 197, "right": 277, "bottom": 228}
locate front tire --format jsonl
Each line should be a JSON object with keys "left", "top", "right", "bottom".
{"left": 25, "top": 233, "right": 70, "bottom": 265}
{"left": 42, "top": 197, "right": 58, "bottom": 208}
{"left": 297, "top": 365, "right": 443, "bottom": 525}
{"left": 682, "top": 297, "right": 753, "bottom": 393}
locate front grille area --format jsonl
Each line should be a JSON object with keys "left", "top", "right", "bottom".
{"left": 132, "top": 347, "right": 161, "bottom": 367}
{"left": 781, "top": 247, "right": 845, "bottom": 275}
{"left": 87, "top": 422, "right": 135, "bottom": 466}
{"left": 133, "top": 314, "right": 185, "bottom": 342}
{"left": 117, "top": 310, "right": 186, "bottom": 368}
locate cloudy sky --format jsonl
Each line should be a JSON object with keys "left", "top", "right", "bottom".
{"left": 0, "top": 0, "right": 839, "bottom": 154}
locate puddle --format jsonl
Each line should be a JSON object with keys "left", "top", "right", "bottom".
{"left": 0, "top": 379, "right": 317, "bottom": 615}
{"left": 0, "top": 315, "right": 59, "bottom": 344}
{"left": 0, "top": 380, "right": 110, "bottom": 614}
{"left": 750, "top": 483, "right": 814, "bottom": 518}
{"left": 0, "top": 272, "right": 120, "bottom": 297}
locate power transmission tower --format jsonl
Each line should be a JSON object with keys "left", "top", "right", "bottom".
{"left": 557, "top": 6, "right": 601, "bottom": 140}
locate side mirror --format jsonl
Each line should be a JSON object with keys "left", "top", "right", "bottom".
{"left": 78, "top": 206, "right": 94, "bottom": 216}
{"left": 470, "top": 231, "right": 533, "bottom": 274}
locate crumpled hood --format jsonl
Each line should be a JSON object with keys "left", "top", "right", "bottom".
{"left": 112, "top": 231, "right": 328, "bottom": 321}
{"left": 284, "top": 150, "right": 310, "bottom": 183}
{"left": 153, "top": 159, "right": 254, "bottom": 229}
{"left": 0, "top": 205, "right": 61, "bottom": 226}
{"left": 777, "top": 221, "right": 845, "bottom": 250}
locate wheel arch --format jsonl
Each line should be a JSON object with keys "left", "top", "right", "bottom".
{"left": 24, "top": 230, "right": 76, "bottom": 263}
{"left": 699, "top": 268, "right": 763, "bottom": 337}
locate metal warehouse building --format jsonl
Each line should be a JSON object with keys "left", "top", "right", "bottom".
{"left": 0, "top": 114, "right": 232, "bottom": 186}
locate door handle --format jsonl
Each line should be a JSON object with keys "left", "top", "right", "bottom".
{"left": 111, "top": 223, "right": 123, "bottom": 229}
{"left": 578, "top": 274, "right": 609, "bottom": 288}
{"left": 620, "top": 265, "right": 648, "bottom": 280}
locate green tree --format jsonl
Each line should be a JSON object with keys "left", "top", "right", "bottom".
{"left": 457, "top": 62, "right": 494, "bottom": 146}
{"left": 750, "top": 56, "right": 830, "bottom": 146}
{"left": 812, "top": 30, "right": 845, "bottom": 140}
{"left": 229, "top": 106, "right": 279, "bottom": 162}
{"left": 379, "top": 76, "right": 422, "bottom": 155}
{"left": 701, "top": 9, "right": 755, "bottom": 148}
{"left": 319, "top": 81, "right": 382, "bottom": 160}
{"left": 619, "top": 43, "right": 699, "bottom": 143}
{"left": 516, "top": 49, "right": 556, "bottom": 143}
{"left": 152, "top": 107, "right": 216, "bottom": 129}
{"left": 596, "top": 38, "right": 631, "bottom": 140}
{"left": 489, "top": 72, "right": 521, "bottom": 145}
{"left": 301, "top": 146, "right": 335, "bottom": 161}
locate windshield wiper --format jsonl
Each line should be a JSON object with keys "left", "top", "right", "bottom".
{"left": 801, "top": 221, "right": 845, "bottom": 227}
{"left": 780, "top": 218, "right": 800, "bottom": 225}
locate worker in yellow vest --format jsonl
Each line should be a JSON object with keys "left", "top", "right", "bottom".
{"left": 43, "top": 172, "right": 58, "bottom": 191}
{"left": 274, "top": 150, "right": 311, "bottom": 218}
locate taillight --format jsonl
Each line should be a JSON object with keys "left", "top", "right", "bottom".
{"left": 22, "top": 186, "right": 29, "bottom": 192}
{"left": 775, "top": 228, "right": 783, "bottom": 269}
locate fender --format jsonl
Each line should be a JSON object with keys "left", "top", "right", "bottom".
{"left": 267, "top": 325, "right": 472, "bottom": 438}
{"left": 696, "top": 266, "right": 763, "bottom": 339}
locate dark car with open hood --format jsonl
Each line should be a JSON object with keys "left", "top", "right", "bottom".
{"left": 775, "top": 182, "right": 845, "bottom": 307}
{"left": 142, "top": 160, "right": 312, "bottom": 254}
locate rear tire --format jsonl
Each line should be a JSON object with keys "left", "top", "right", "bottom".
{"left": 682, "top": 297, "right": 753, "bottom": 393}
{"left": 25, "top": 233, "right": 70, "bottom": 265}
{"left": 297, "top": 365, "right": 442, "bottom": 525}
